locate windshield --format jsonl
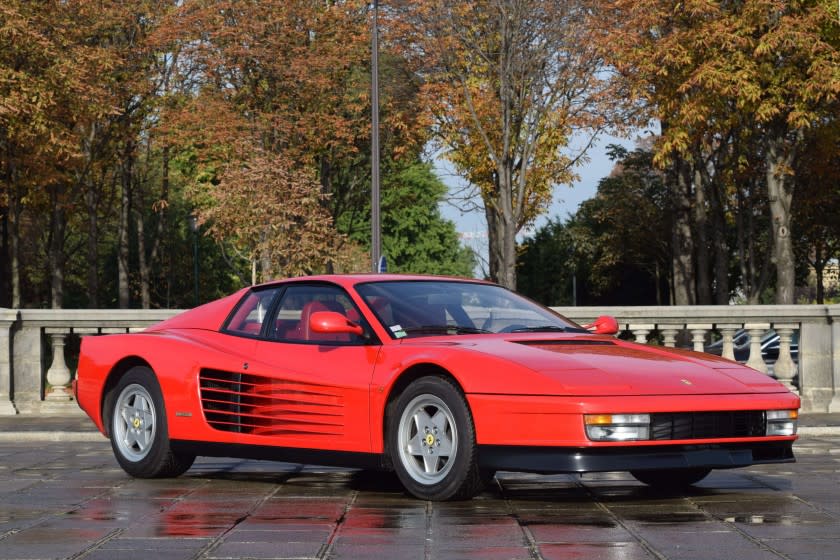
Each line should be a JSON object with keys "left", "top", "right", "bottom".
{"left": 355, "top": 280, "right": 585, "bottom": 339}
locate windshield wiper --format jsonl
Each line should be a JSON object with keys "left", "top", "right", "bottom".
{"left": 402, "top": 325, "right": 492, "bottom": 335}
{"left": 509, "top": 325, "right": 583, "bottom": 333}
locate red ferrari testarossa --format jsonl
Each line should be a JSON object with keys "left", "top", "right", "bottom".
{"left": 75, "top": 274, "right": 799, "bottom": 500}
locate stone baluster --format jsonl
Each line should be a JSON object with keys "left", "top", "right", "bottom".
{"left": 717, "top": 323, "right": 743, "bottom": 361}
{"left": 45, "top": 329, "right": 73, "bottom": 402}
{"left": 0, "top": 309, "right": 19, "bottom": 415}
{"left": 687, "top": 323, "right": 713, "bottom": 353}
{"left": 630, "top": 324, "right": 654, "bottom": 344}
{"left": 773, "top": 323, "right": 798, "bottom": 393}
{"left": 659, "top": 325, "right": 682, "bottom": 348}
{"left": 744, "top": 322, "right": 771, "bottom": 374}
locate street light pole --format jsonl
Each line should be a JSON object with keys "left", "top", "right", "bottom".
{"left": 370, "top": 0, "right": 381, "bottom": 272}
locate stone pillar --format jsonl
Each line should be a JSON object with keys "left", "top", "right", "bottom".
{"left": 829, "top": 308, "right": 840, "bottom": 412}
{"left": 659, "top": 326, "right": 681, "bottom": 348}
{"left": 11, "top": 325, "right": 45, "bottom": 414}
{"left": 772, "top": 323, "right": 798, "bottom": 394}
{"left": 799, "top": 314, "right": 836, "bottom": 413}
{"left": 717, "top": 323, "right": 743, "bottom": 362}
{"left": 744, "top": 323, "right": 771, "bottom": 375}
{"left": 687, "top": 323, "right": 713, "bottom": 353}
{"left": 0, "top": 309, "right": 19, "bottom": 415}
{"left": 629, "top": 324, "right": 654, "bottom": 344}
{"left": 45, "top": 330, "right": 73, "bottom": 402}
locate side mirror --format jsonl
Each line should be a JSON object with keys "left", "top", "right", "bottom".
{"left": 583, "top": 315, "right": 619, "bottom": 335}
{"left": 309, "top": 311, "right": 364, "bottom": 336}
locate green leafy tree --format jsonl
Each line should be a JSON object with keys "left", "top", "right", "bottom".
{"left": 793, "top": 120, "right": 840, "bottom": 303}
{"left": 555, "top": 145, "right": 671, "bottom": 305}
{"left": 517, "top": 218, "right": 577, "bottom": 306}
{"left": 343, "top": 161, "right": 475, "bottom": 277}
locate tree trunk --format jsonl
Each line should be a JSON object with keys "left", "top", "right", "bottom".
{"left": 709, "top": 180, "right": 729, "bottom": 304}
{"left": 136, "top": 145, "right": 170, "bottom": 309}
{"left": 737, "top": 181, "right": 770, "bottom": 304}
{"left": 671, "top": 160, "right": 695, "bottom": 305}
{"left": 5, "top": 152, "right": 22, "bottom": 307}
{"left": 735, "top": 185, "right": 749, "bottom": 299}
{"left": 85, "top": 181, "right": 100, "bottom": 308}
{"left": 0, "top": 205, "right": 8, "bottom": 307}
{"left": 1, "top": 152, "right": 14, "bottom": 307}
{"left": 765, "top": 131, "right": 796, "bottom": 305}
{"left": 118, "top": 146, "right": 133, "bottom": 309}
{"left": 693, "top": 165, "right": 711, "bottom": 304}
{"left": 484, "top": 172, "right": 517, "bottom": 290}
{"left": 813, "top": 244, "right": 825, "bottom": 304}
{"left": 136, "top": 212, "right": 150, "bottom": 308}
{"left": 48, "top": 185, "right": 66, "bottom": 309}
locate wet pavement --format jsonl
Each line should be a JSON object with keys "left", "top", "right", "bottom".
{"left": 0, "top": 428, "right": 839, "bottom": 560}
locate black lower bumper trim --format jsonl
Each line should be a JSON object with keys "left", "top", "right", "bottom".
{"left": 171, "top": 440, "right": 385, "bottom": 470}
{"left": 478, "top": 441, "right": 795, "bottom": 474}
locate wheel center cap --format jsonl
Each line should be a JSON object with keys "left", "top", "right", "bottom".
{"left": 132, "top": 417, "right": 142, "bottom": 429}
{"left": 425, "top": 433, "right": 435, "bottom": 446}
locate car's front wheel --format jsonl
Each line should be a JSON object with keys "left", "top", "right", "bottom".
{"left": 107, "top": 366, "right": 194, "bottom": 478}
{"left": 388, "top": 376, "right": 483, "bottom": 500}
{"left": 630, "top": 467, "right": 711, "bottom": 489}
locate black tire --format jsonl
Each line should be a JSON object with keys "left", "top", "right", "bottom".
{"left": 387, "top": 376, "right": 483, "bottom": 501}
{"left": 630, "top": 468, "right": 711, "bottom": 489}
{"left": 107, "top": 366, "right": 195, "bottom": 478}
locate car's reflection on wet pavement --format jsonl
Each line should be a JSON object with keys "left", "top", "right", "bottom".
{"left": 0, "top": 437, "right": 838, "bottom": 560}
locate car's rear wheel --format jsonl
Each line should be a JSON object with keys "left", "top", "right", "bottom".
{"left": 108, "top": 366, "right": 194, "bottom": 478}
{"left": 388, "top": 376, "right": 483, "bottom": 501}
{"left": 630, "top": 467, "right": 711, "bottom": 489}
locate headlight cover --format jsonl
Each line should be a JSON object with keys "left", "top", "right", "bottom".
{"left": 584, "top": 413, "right": 650, "bottom": 441}
{"left": 766, "top": 409, "right": 798, "bottom": 436}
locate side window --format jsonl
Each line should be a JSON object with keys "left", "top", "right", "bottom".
{"left": 270, "top": 284, "right": 365, "bottom": 345}
{"left": 225, "top": 288, "right": 280, "bottom": 336}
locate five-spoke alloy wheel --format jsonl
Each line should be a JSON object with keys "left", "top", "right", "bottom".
{"left": 107, "top": 366, "right": 194, "bottom": 478}
{"left": 397, "top": 393, "right": 458, "bottom": 485}
{"left": 389, "top": 376, "right": 482, "bottom": 501}
{"left": 113, "top": 381, "right": 157, "bottom": 462}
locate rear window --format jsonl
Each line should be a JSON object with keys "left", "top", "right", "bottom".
{"left": 224, "top": 288, "right": 280, "bottom": 336}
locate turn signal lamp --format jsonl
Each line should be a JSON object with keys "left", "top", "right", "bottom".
{"left": 584, "top": 413, "right": 650, "bottom": 441}
{"left": 766, "top": 409, "right": 798, "bottom": 436}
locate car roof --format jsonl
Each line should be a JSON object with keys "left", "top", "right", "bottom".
{"left": 253, "top": 274, "right": 495, "bottom": 290}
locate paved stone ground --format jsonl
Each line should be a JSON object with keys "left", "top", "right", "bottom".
{"left": 1, "top": 433, "right": 839, "bottom": 560}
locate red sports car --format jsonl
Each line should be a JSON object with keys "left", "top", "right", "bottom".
{"left": 75, "top": 274, "right": 799, "bottom": 500}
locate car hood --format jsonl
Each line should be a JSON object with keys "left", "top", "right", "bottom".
{"left": 405, "top": 334, "right": 787, "bottom": 395}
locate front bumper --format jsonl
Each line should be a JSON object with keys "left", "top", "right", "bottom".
{"left": 477, "top": 440, "right": 794, "bottom": 474}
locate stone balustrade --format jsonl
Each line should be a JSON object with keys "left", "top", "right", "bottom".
{"left": 0, "top": 304, "right": 838, "bottom": 415}
{"left": 0, "top": 309, "right": 177, "bottom": 415}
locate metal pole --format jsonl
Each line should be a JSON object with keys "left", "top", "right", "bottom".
{"left": 371, "top": 0, "right": 381, "bottom": 272}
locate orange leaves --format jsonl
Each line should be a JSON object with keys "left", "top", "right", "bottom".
{"left": 197, "top": 143, "right": 361, "bottom": 279}
{"left": 602, "top": 0, "right": 839, "bottom": 164}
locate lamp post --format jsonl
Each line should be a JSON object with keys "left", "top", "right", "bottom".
{"left": 188, "top": 215, "right": 199, "bottom": 307}
{"left": 371, "top": 0, "right": 381, "bottom": 272}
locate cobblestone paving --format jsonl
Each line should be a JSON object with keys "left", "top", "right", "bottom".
{"left": 0, "top": 436, "right": 838, "bottom": 560}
